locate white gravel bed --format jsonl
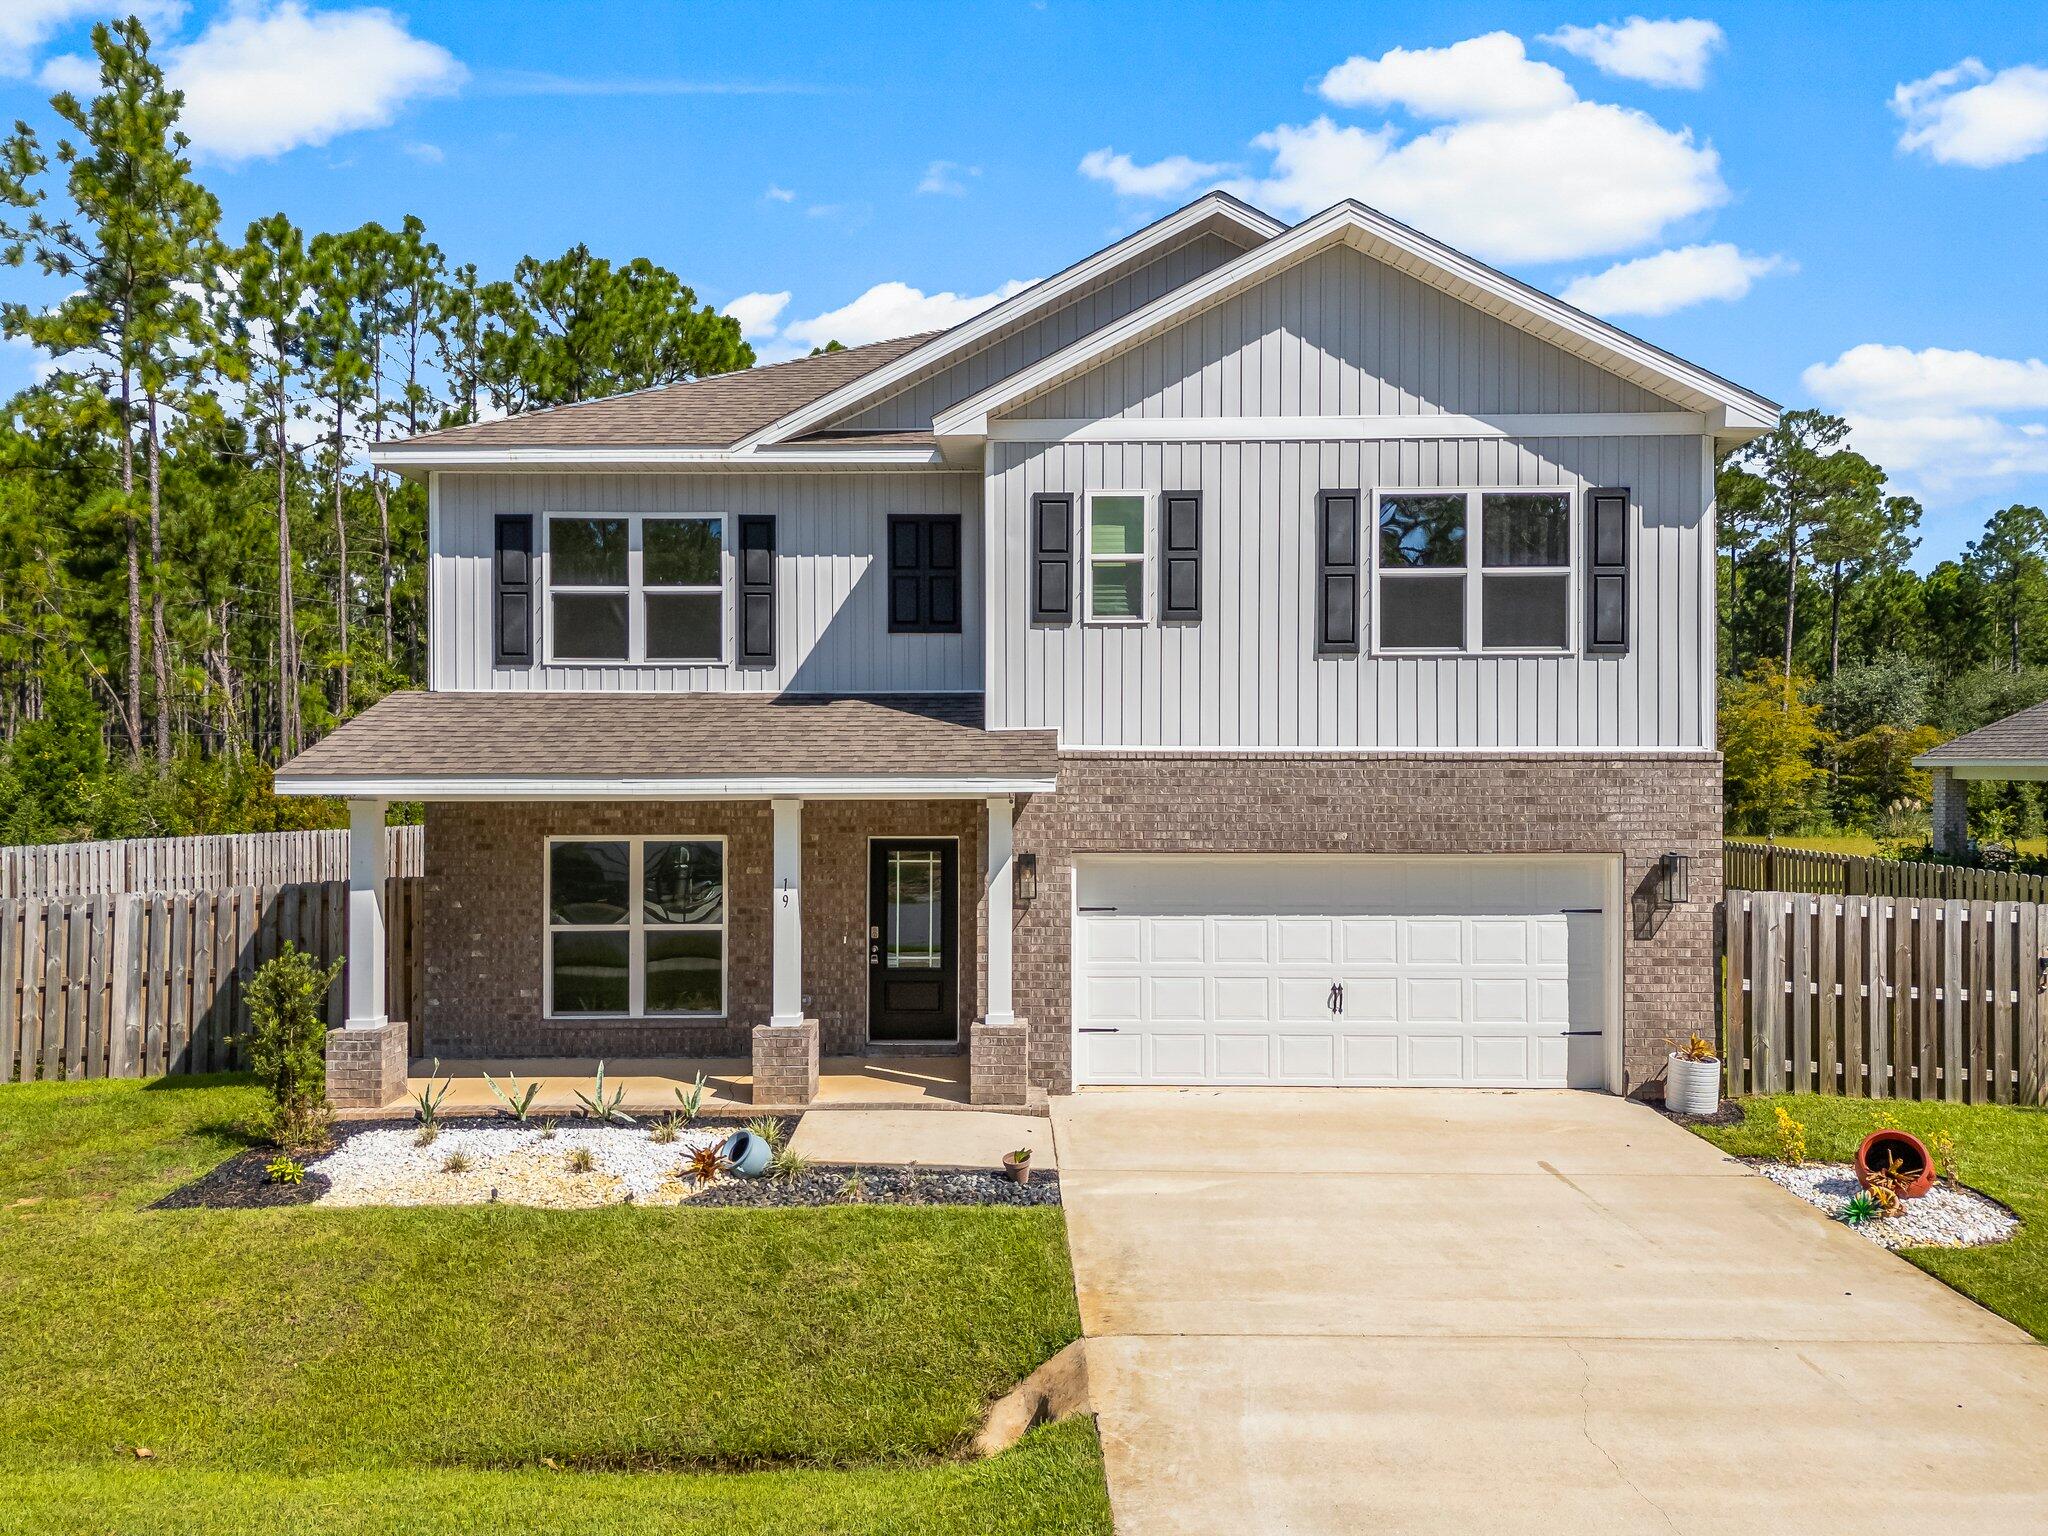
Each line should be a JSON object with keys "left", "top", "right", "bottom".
{"left": 308, "top": 1122, "right": 735, "bottom": 1209}
{"left": 1754, "top": 1160, "right": 2018, "bottom": 1250}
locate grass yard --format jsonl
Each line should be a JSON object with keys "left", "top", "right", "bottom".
{"left": 1693, "top": 1095, "right": 2048, "bottom": 1338}
{"left": 0, "top": 1077, "right": 1111, "bottom": 1534}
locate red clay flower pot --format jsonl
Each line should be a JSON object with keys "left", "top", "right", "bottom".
{"left": 1856, "top": 1129, "right": 1935, "bottom": 1200}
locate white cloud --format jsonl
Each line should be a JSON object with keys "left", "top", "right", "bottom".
{"left": 1318, "top": 32, "right": 1575, "bottom": 118}
{"left": 1078, "top": 148, "right": 1230, "bottom": 198}
{"left": 401, "top": 140, "right": 443, "bottom": 164}
{"left": 1561, "top": 242, "right": 1791, "bottom": 317}
{"left": 917, "top": 159, "right": 978, "bottom": 195}
{"left": 722, "top": 290, "right": 791, "bottom": 338}
{"left": 1893, "top": 59, "right": 2048, "bottom": 168}
{"left": 1232, "top": 100, "right": 1724, "bottom": 264}
{"left": 1804, "top": 343, "right": 2048, "bottom": 490}
{"left": 166, "top": 2, "right": 465, "bottom": 163}
{"left": 0, "top": 0, "right": 186, "bottom": 77}
{"left": 35, "top": 50, "right": 98, "bottom": 92}
{"left": 763, "top": 184, "right": 796, "bottom": 203}
{"left": 780, "top": 278, "right": 1034, "bottom": 349}
{"left": 1540, "top": 17, "right": 1725, "bottom": 89}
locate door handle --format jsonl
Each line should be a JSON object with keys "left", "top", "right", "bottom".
{"left": 1327, "top": 981, "right": 1344, "bottom": 1016}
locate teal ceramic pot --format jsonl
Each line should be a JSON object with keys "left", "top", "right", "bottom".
{"left": 722, "top": 1130, "right": 772, "bottom": 1177}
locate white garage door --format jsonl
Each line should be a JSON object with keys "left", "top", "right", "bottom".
{"left": 1075, "top": 856, "right": 1611, "bottom": 1089}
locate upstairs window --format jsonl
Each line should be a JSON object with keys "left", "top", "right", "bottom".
{"left": 546, "top": 513, "right": 725, "bottom": 664}
{"left": 1085, "top": 491, "right": 1148, "bottom": 623}
{"left": 1373, "top": 490, "right": 1574, "bottom": 655}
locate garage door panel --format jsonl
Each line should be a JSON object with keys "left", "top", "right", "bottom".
{"left": 1074, "top": 857, "right": 1609, "bottom": 1090}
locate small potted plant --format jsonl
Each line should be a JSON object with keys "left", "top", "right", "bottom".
{"left": 1002, "top": 1146, "right": 1033, "bottom": 1185}
{"left": 1665, "top": 1032, "right": 1721, "bottom": 1117}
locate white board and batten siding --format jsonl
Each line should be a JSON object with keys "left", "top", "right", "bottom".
{"left": 432, "top": 471, "right": 983, "bottom": 695}
{"left": 985, "top": 432, "right": 1713, "bottom": 751}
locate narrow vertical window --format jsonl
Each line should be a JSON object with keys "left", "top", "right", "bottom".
{"left": 1085, "top": 491, "right": 1148, "bottom": 623}
{"left": 547, "top": 516, "right": 629, "bottom": 661}
{"left": 1376, "top": 493, "right": 1466, "bottom": 651}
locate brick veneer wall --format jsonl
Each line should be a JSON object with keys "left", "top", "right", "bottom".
{"left": 1008, "top": 753, "right": 1723, "bottom": 1099}
{"left": 422, "top": 799, "right": 982, "bottom": 1059}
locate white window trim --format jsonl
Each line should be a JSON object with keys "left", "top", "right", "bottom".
{"left": 542, "top": 511, "right": 731, "bottom": 667}
{"left": 1369, "top": 488, "right": 1577, "bottom": 658}
{"left": 1083, "top": 489, "right": 1150, "bottom": 625}
{"left": 544, "top": 834, "right": 728, "bottom": 1020}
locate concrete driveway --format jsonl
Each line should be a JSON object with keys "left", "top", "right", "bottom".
{"left": 1051, "top": 1089, "right": 2048, "bottom": 1535}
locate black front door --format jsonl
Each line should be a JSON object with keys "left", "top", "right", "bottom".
{"left": 868, "top": 839, "right": 958, "bottom": 1043}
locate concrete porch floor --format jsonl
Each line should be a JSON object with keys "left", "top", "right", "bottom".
{"left": 380, "top": 1053, "right": 995, "bottom": 1117}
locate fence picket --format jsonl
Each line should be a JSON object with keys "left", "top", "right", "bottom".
{"left": 1724, "top": 892, "right": 1748, "bottom": 1097}
{"left": 0, "top": 825, "right": 424, "bottom": 899}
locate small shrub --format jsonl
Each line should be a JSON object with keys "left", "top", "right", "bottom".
{"left": 566, "top": 1146, "right": 596, "bottom": 1174}
{"left": 264, "top": 1155, "right": 306, "bottom": 1187}
{"left": 771, "top": 1144, "right": 810, "bottom": 1182}
{"left": 1669, "top": 1032, "right": 1717, "bottom": 1064}
{"left": 746, "top": 1114, "right": 784, "bottom": 1150}
{"left": 1929, "top": 1127, "right": 1961, "bottom": 1187}
{"left": 574, "top": 1061, "right": 635, "bottom": 1125}
{"left": 686, "top": 1142, "right": 726, "bottom": 1184}
{"left": 442, "top": 1151, "right": 472, "bottom": 1174}
{"left": 241, "top": 943, "right": 343, "bottom": 1149}
{"left": 675, "top": 1072, "right": 708, "bottom": 1123}
{"left": 1772, "top": 1106, "right": 1807, "bottom": 1167}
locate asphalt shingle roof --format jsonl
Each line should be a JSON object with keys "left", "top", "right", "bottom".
{"left": 386, "top": 334, "right": 939, "bottom": 450}
{"left": 276, "top": 692, "right": 1058, "bottom": 785}
{"left": 1917, "top": 699, "right": 2048, "bottom": 767}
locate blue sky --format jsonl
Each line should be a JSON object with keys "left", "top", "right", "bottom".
{"left": 4, "top": 1, "right": 2048, "bottom": 564}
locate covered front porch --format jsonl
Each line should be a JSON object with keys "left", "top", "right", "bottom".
{"left": 274, "top": 692, "right": 1059, "bottom": 1110}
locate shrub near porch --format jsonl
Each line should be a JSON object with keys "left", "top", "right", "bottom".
{"left": 0, "top": 1077, "right": 1106, "bottom": 1533}
{"left": 1693, "top": 1095, "right": 2048, "bottom": 1339}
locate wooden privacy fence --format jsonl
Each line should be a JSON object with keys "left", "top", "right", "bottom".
{"left": 0, "top": 876, "right": 425, "bottom": 1084}
{"left": 0, "top": 825, "right": 425, "bottom": 900}
{"left": 1724, "top": 888, "right": 2046, "bottom": 1104}
{"left": 1726, "top": 840, "right": 2048, "bottom": 904}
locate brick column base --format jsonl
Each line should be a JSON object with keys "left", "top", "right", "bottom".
{"left": 1931, "top": 767, "right": 1969, "bottom": 856}
{"left": 752, "top": 1020, "right": 819, "bottom": 1105}
{"left": 971, "top": 1018, "right": 1029, "bottom": 1106}
{"left": 325, "top": 1021, "right": 408, "bottom": 1109}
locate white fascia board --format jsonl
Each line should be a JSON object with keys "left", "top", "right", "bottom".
{"left": 935, "top": 201, "right": 1781, "bottom": 439}
{"left": 368, "top": 445, "right": 950, "bottom": 472}
{"left": 1910, "top": 758, "right": 2048, "bottom": 780}
{"left": 989, "top": 412, "right": 1708, "bottom": 443}
{"left": 275, "top": 774, "right": 1060, "bottom": 800}
{"left": 734, "top": 193, "right": 1287, "bottom": 453}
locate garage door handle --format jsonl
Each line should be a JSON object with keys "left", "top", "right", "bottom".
{"left": 1078, "top": 1027, "right": 1119, "bottom": 1034}
{"left": 1327, "top": 981, "right": 1344, "bottom": 1016}
{"left": 1078, "top": 905, "right": 1118, "bottom": 913}
{"left": 1562, "top": 1030, "right": 1601, "bottom": 1036}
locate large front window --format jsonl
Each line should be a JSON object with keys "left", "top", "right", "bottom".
{"left": 546, "top": 837, "right": 725, "bottom": 1016}
{"left": 546, "top": 513, "right": 724, "bottom": 663}
{"left": 1373, "top": 490, "right": 1573, "bottom": 653}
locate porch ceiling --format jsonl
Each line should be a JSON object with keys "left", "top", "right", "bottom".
{"left": 274, "top": 691, "right": 1058, "bottom": 800}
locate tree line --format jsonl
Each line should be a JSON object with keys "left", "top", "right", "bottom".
{"left": 0, "top": 18, "right": 749, "bottom": 841}
{"left": 1719, "top": 410, "right": 2048, "bottom": 852}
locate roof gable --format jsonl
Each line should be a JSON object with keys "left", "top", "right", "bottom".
{"left": 934, "top": 201, "right": 1779, "bottom": 445}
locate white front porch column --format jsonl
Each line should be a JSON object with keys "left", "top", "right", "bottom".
{"left": 345, "top": 798, "right": 388, "bottom": 1028}
{"left": 985, "top": 795, "right": 1016, "bottom": 1027}
{"left": 770, "top": 798, "right": 804, "bottom": 1027}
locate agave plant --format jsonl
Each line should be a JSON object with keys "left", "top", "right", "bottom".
{"left": 574, "top": 1061, "right": 635, "bottom": 1126}
{"left": 675, "top": 1072, "right": 709, "bottom": 1124}
{"left": 770, "top": 1144, "right": 810, "bottom": 1183}
{"left": 484, "top": 1070, "right": 543, "bottom": 1124}
{"left": 687, "top": 1141, "right": 727, "bottom": 1184}
{"left": 745, "top": 1114, "right": 784, "bottom": 1150}
{"left": 1842, "top": 1191, "right": 1877, "bottom": 1227}
{"left": 411, "top": 1059, "right": 453, "bottom": 1131}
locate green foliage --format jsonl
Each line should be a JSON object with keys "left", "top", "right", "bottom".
{"left": 1841, "top": 1191, "right": 1877, "bottom": 1226}
{"left": 770, "top": 1144, "right": 811, "bottom": 1182}
{"left": 746, "top": 1114, "right": 786, "bottom": 1150}
{"left": 574, "top": 1060, "right": 634, "bottom": 1125}
{"left": 675, "top": 1071, "right": 708, "bottom": 1123}
{"left": 1771, "top": 1105, "right": 1807, "bottom": 1167}
{"left": 410, "top": 1059, "right": 452, "bottom": 1131}
{"left": 1721, "top": 664, "right": 1830, "bottom": 834}
{"left": 483, "top": 1071, "right": 541, "bottom": 1124}
{"left": 241, "top": 943, "right": 342, "bottom": 1147}
{"left": 264, "top": 1154, "right": 305, "bottom": 1187}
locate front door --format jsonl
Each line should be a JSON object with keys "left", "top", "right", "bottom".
{"left": 868, "top": 839, "right": 959, "bottom": 1043}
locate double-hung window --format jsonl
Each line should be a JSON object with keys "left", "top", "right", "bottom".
{"left": 546, "top": 513, "right": 725, "bottom": 663}
{"left": 1085, "top": 491, "right": 1148, "bottom": 622}
{"left": 1373, "top": 490, "right": 1573, "bottom": 653}
{"left": 546, "top": 837, "right": 726, "bottom": 1017}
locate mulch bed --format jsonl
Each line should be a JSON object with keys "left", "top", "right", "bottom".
{"left": 153, "top": 1113, "right": 801, "bottom": 1212}
{"left": 1653, "top": 1099, "right": 1746, "bottom": 1128}
{"left": 687, "top": 1166, "right": 1061, "bottom": 1209}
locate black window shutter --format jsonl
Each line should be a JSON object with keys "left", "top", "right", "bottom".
{"left": 888, "top": 515, "right": 962, "bottom": 634}
{"left": 1316, "top": 490, "right": 1360, "bottom": 655}
{"left": 493, "top": 513, "right": 533, "bottom": 667}
{"left": 1161, "top": 492, "right": 1202, "bottom": 623}
{"left": 1030, "top": 493, "right": 1075, "bottom": 625}
{"left": 1585, "top": 487, "right": 1630, "bottom": 655}
{"left": 737, "top": 515, "right": 776, "bottom": 667}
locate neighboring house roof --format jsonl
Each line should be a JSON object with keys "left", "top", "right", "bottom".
{"left": 933, "top": 201, "right": 1781, "bottom": 447}
{"left": 1915, "top": 699, "right": 2048, "bottom": 775}
{"left": 273, "top": 692, "right": 1059, "bottom": 797}
{"left": 375, "top": 333, "right": 937, "bottom": 453}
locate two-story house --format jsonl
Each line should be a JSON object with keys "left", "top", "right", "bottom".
{"left": 276, "top": 193, "right": 1777, "bottom": 1110}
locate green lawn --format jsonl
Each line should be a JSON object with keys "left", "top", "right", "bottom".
{"left": 1692, "top": 1095, "right": 2048, "bottom": 1339}
{"left": 1736, "top": 830, "right": 2048, "bottom": 858}
{"left": 0, "top": 1077, "right": 1111, "bottom": 1534}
